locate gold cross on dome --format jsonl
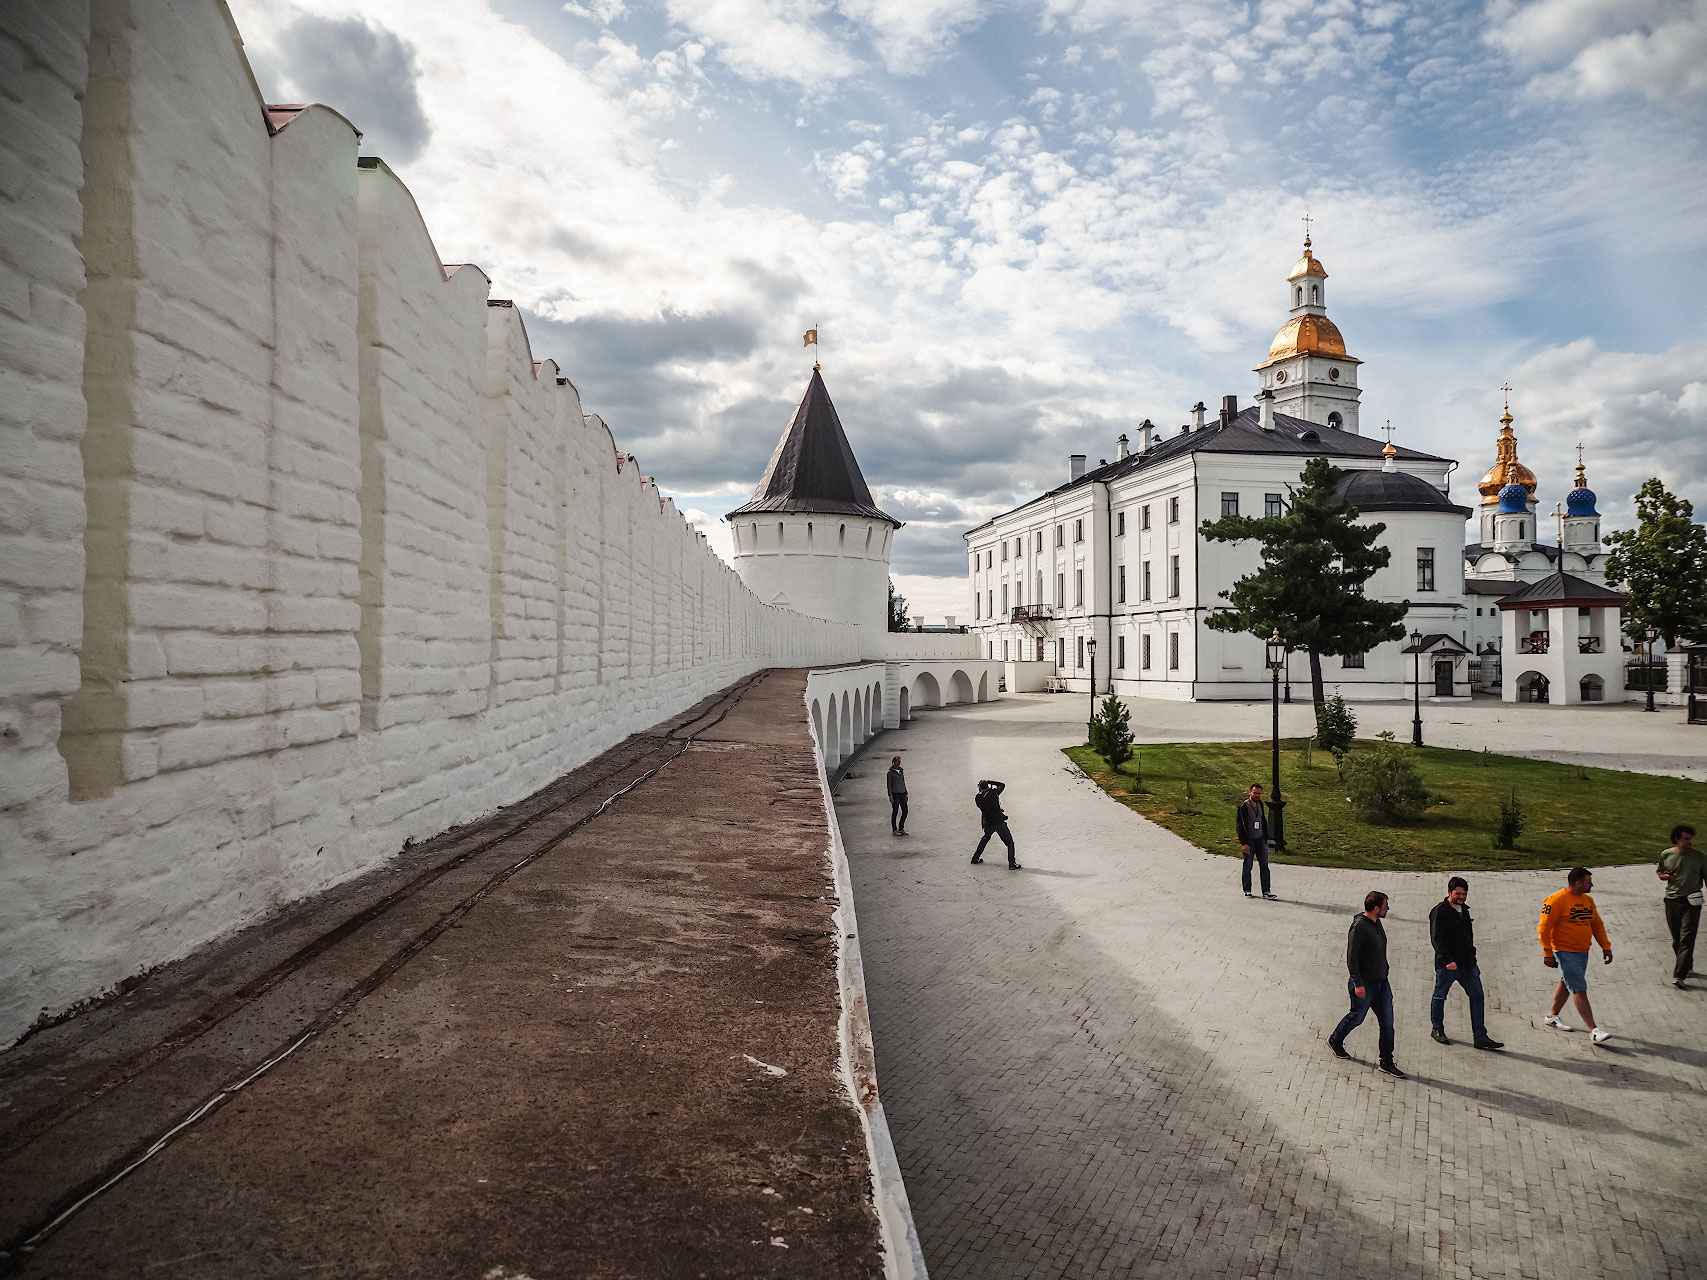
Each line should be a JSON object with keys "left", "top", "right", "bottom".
{"left": 1383, "top": 419, "right": 1394, "bottom": 446}
{"left": 1499, "top": 382, "right": 1513, "bottom": 411}
{"left": 1576, "top": 442, "right": 1584, "bottom": 466}
{"left": 1302, "top": 212, "right": 1313, "bottom": 245}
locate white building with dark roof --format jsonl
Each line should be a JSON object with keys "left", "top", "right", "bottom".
{"left": 964, "top": 239, "right": 1477, "bottom": 702}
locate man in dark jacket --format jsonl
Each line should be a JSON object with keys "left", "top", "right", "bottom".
{"left": 1328, "top": 890, "right": 1405, "bottom": 1078}
{"left": 1235, "top": 783, "right": 1276, "bottom": 899}
{"left": 886, "top": 756, "right": 908, "bottom": 836}
{"left": 972, "top": 780, "right": 1019, "bottom": 869}
{"left": 1428, "top": 876, "right": 1503, "bottom": 1049}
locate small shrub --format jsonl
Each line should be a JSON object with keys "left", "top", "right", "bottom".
{"left": 1315, "top": 694, "right": 1357, "bottom": 763}
{"left": 1340, "top": 731, "right": 1428, "bottom": 824}
{"left": 1087, "top": 693, "right": 1134, "bottom": 771}
{"left": 1494, "top": 789, "right": 1526, "bottom": 849}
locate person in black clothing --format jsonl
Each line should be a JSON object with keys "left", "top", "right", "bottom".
{"left": 971, "top": 779, "right": 1019, "bottom": 869}
{"left": 1235, "top": 783, "right": 1276, "bottom": 899}
{"left": 1328, "top": 890, "right": 1405, "bottom": 1078}
{"left": 886, "top": 756, "right": 908, "bottom": 836}
{"left": 1428, "top": 876, "right": 1503, "bottom": 1050}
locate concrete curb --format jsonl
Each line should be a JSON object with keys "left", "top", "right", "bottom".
{"left": 812, "top": 719, "right": 928, "bottom": 1280}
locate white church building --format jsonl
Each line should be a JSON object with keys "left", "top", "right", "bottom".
{"left": 965, "top": 237, "right": 1477, "bottom": 702}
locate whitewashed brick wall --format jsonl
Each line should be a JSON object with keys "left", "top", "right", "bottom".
{"left": 0, "top": 0, "right": 861, "bottom": 1046}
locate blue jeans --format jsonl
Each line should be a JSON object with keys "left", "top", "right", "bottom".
{"left": 1430, "top": 965, "right": 1487, "bottom": 1040}
{"left": 890, "top": 793, "right": 908, "bottom": 831}
{"left": 1242, "top": 839, "right": 1270, "bottom": 894}
{"left": 1331, "top": 978, "right": 1395, "bottom": 1064}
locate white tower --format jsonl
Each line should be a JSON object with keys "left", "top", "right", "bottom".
{"left": 726, "top": 369, "right": 899, "bottom": 658}
{"left": 1253, "top": 232, "right": 1363, "bottom": 433}
{"left": 1475, "top": 397, "right": 1539, "bottom": 546}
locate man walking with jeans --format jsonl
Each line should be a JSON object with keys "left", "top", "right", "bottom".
{"left": 1329, "top": 890, "right": 1405, "bottom": 1078}
{"left": 886, "top": 756, "right": 909, "bottom": 837}
{"left": 1236, "top": 783, "right": 1277, "bottom": 900}
{"left": 1657, "top": 823, "right": 1703, "bottom": 988}
{"left": 1539, "top": 866, "right": 1614, "bottom": 1043}
{"left": 972, "top": 779, "right": 1019, "bottom": 869}
{"left": 1428, "top": 877, "right": 1503, "bottom": 1050}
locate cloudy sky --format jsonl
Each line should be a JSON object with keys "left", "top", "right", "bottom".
{"left": 235, "top": 0, "right": 1707, "bottom": 621}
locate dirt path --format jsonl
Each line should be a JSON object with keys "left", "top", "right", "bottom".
{"left": 0, "top": 672, "right": 883, "bottom": 1279}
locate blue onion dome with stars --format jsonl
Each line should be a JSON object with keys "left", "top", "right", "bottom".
{"left": 1497, "top": 483, "right": 1529, "bottom": 513}
{"left": 1566, "top": 450, "right": 1598, "bottom": 515}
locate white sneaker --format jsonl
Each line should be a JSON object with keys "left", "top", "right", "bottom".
{"left": 1543, "top": 1015, "right": 1574, "bottom": 1031}
{"left": 1591, "top": 1027, "right": 1611, "bottom": 1044}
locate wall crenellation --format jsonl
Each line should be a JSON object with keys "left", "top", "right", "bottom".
{"left": 0, "top": 0, "right": 861, "bottom": 1046}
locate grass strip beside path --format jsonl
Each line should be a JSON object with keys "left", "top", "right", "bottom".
{"left": 1064, "top": 739, "right": 1707, "bottom": 872}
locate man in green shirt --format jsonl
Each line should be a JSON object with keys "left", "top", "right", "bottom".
{"left": 1657, "top": 823, "right": 1704, "bottom": 988}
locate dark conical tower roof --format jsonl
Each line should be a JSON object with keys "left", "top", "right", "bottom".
{"left": 726, "top": 370, "right": 900, "bottom": 526}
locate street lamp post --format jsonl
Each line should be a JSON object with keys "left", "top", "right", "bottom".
{"left": 1265, "top": 629, "right": 1287, "bottom": 852}
{"left": 1410, "top": 628, "right": 1424, "bottom": 748}
{"left": 1283, "top": 649, "right": 1292, "bottom": 704}
{"left": 1087, "top": 637, "right": 1098, "bottom": 724}
{"left": 1644, "top": 628, "right": 1658, "bottom": 713}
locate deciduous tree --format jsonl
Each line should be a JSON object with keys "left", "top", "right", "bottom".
{"left": 1603, "top": 478, "right": 1707, "bottom": 647}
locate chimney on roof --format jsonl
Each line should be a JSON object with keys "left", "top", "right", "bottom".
{"left": 1219, "top": 394, "right": 1238, "bottom": 428}
{"left": 1117, "top": 433, "right": 1129, "bottom": 460}
{"left": 1070, "top": 454, "right": 1086, "bottom": 482}
{"left": 944, "top": 615, "right": 956, "bottom": 628}
{"left": 1191, "top": 401, "right": 1206, "bottom": 431}
{"left": 1138, "top": 419, "right": 1155, "bottom": 451}
{"left": 1259, "top": 388, "right": 1276, "bottom": 431}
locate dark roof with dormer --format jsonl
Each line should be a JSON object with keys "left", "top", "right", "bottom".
{"left": 966, "top": 405, "right": 1452, "bottom": 535}
{"left": 727, "top": 370, "right": 900, "bottom": 526}
{"left": 1495, "top": 571, "right": 1626, "bottom": 610}
{"left": 1334, "top": 468, "right": 1472, "bottom": 517}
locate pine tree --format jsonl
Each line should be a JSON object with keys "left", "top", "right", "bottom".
{"left": 1604, "top": 478, "right": 1707, "bottom": 647}
{"left": 1199, "top": 457, "right": 1409, "bottom": 713}
{"left": 1087, "top": 693, "right": 1134, "bottom": 771}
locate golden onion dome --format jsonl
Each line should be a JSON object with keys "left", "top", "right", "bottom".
{"left": 1263, "top": 314, "right": 1347, "bottom": 363}
{"left": 1288, "top": 243, "right": 1328, "bottom": 281}
{"left": 1477, "top": 411, "right": 1538, "bottom": 502}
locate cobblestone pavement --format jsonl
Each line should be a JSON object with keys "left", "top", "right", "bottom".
{"left": 840, "top": 695, "right": 1707, "bottom": 1280}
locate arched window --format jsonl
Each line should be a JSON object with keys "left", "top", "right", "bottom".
{"left": 1519, "top": 521, "right": 1525, "bottom": 539}
{"left": 864, "top": 527, "right": 872, "bottom": 551}
{"left": 1311, "top": 285, "right": 1319, "bottom": 304}
{"left": 1327, "top": 412, "right": 1343, "bottom": 430}
{"left": 839, "top": 523, "right": 845, "bottom": 550}
{"left": 777, "top": 521, "right": 784, "bottom": 546}
{"left": 750, "top": 522, "right": 757, "bottom": 546}
{"left": 1295, "top": 286, "right": 1302, "bottom": 307}
{"left": 807, "top": 521, "right": 813, "bottom": 548}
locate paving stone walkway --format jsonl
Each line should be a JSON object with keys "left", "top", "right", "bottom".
{"left": 840, "top": 694, "right": 1707, "bottom": 1280}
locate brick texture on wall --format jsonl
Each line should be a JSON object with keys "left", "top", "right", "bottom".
{"left": 0, "top": 0, "right": 861, "bottom": 1046}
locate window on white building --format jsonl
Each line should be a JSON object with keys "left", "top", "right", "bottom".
{"left": 1117, "top": 635, "right": 1126, "bottom": 669}
{"left": 1077, "top": 636, "right": 1085, "bottom": 668}
{"left": 1142, "top": 633, "right": 1152, "bottom": 669}
{"left": 1169, "top": 496, "right": 1180, "bottom": 524}
{"left": 1170, "top": 555, "right": 1180, "bottom": 597}
{"left": 1118, "top": 565, "right": 1126, "bottom": 603}
{"left": 1074, "top": 519, "right": 1084, "bottom": 543}
{"left": 1141, "top": 504, "right": 1151, "bottom": 530}
{"left": 1221, "top": 492, "right": 1239, "bottom": 517}
{"left": 1417, "top": 548, "right": 1435, "bottom": 592}
{"left": 1056, "top": 573, "right": 1065, "bottom": 607}
{"left": 1057, "top": 638, "right": 1065, "bottom": 668}
{"left": 1075, "top": 568, "right": 1084, "bottom": 607}
{"left": 1116, "top": 511, "right": 1125, "bottom": 536}
{"left": 1003, "top": 639, "right": 1009, "bottom": 660}
{"left": 1001, "top": 584, "right": 1008, "bottom": 615}
{"left": 1265, "top": 493, "right": 1283, "bottom": 517}
{"left": 1343, "top": 652, "right": 1365, "bottom": 668}
{"left": 1142, "top": 561, "right": 1151, "bottom": 601}
{"left": 1056, "top": 524, "right": 1064, "bottom": 546}
{"left": 1035, "top": 531, "right": 1043, "bottom": 553}
{"left": 1168, "top": 631, "right": 1180, "bottom": 669}
{"left": 1001, "top": 541, "right": 1008, "bottom": 562}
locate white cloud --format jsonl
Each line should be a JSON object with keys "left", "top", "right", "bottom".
{"left": 1488, "top": 0, "right": 1707, "bottom": 100}
{"left": 838, "top": 0, "right": 991, "bottom": 75}
{"left": 1502, "top": 337, "right": 1707, "bottom": 529}
{"left": 664, "top": 0, "right": 860, "bottom": 89}
{"left": 563, "top": 0, "right": 627, "bottom": 23}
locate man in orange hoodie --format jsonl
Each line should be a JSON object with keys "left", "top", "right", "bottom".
{"left": 1538, "top": 866, "right": 1614, "bottom": 1044}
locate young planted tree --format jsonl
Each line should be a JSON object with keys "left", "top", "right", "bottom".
{"left": 1603, "top": 478, "right": 1707, "bottom": 647}
{"left": 1088, "top": 693, "right": 1134, "bottom": 771}
{"left": 887, "top": 579, "right": 910, "bottom": 632}
{"left": 1200, "top": 457, "right": 1409, "bottom": 715}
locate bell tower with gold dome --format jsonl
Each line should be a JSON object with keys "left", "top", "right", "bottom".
{"left": 1254, "top": 231, "right": 1362, "bottom": 433}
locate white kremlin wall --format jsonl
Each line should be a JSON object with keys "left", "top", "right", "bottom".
{"left": 0, "top": 0, "right": 862, "bottom": 1046}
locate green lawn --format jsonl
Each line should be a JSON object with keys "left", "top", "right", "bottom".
{"left": 1063, "top": 738, "right": 1707, "bottom": 872}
